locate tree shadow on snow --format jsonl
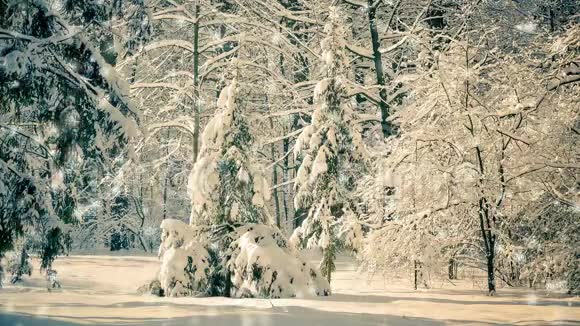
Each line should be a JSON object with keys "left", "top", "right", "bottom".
{"left": 0, "top": 305, "right": 482, "bottom": 326}
{"left": 318, "top": 293, "right": 578, "bottom": 307}
{"left": 1, "top": 292, "right": 577, "bottom": 326}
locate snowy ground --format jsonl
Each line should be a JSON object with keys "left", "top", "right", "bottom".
{"left": 0, "top": 254, "right": 578, "bottom": 325}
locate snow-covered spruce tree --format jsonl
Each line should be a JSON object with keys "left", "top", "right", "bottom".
{"left": 291, "top": 8, "right": 366, "bottom": 285}
{"left": 158, "top": 76, "right": 330, "bottom": 298}
{"left": 0, "top": 0, "right": 147, "bottom": 279}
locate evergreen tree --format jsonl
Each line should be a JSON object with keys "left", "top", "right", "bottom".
{"left": 158, "top": 75, "right": 330, "bottom": 298}
{"left": 0, "top": 0, "right": 148, "bottom": 275}
{"left": 291, "top": 7, "right": 366, "bottom": 284}
{"left": 188, "top": 76, "right": 271, "bottom": 227}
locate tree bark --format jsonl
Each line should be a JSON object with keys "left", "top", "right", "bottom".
{"left": 367, "top": 0, "right": 394, "bottom": 137}
{"left": 475, "top": 147, "right": 497, "bottom": 296}
{"left": 282, "top": 136, "right": 290, "bottom": 227}
{"left": 162, "top": 129, "right": 169, "bottom": 221}
{"left": 192, "top": 4, "right": 200, "bottom": 163}
{"left": 448, "top": 259, "right": 458, "bottom": 280}
{"left": 269, "top": 117, "right": 281, "bottom": 227}
{"left": 486, "top": 250, "right": 496, "bottom": 295}
{"left": 326, "top": 249, "right": 332, "bottom": 284}
{"left": 414, "top": 260, "right": 419, "bottom": 290}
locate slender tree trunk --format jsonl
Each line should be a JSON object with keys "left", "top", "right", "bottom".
{"left": 192, "top": 4, "right": 200, "bottom": 163}
{"left": 448, "top": 259, "right": 457, "bottom": 280}
{"left": 162, "top": 129, "right": 169, "bottom": 221}
{"left": 282, "top": 137, "right": 290, "bottom": 227}
{"left": 368, "top": 0, "right": 394, "bottom": 137}
{"left": 12, "top": 246, "right": 29, "bottom": 283}
{"left": 414, "top": 260, "right": 419, "bottom": 290}
{"left": 136, "top": 174, "right": 148, "bottom": 252}
{"left": 224, "top": 269, "right": 231, "bottom": 297}
{"left": 326, "top": 252, "right": 332, "bottom": 284}
{"left": 277, "top": 23, "right": 290, "bottom": 230}
{"left": 269, "top": 117, "right": 281, "bottom": 227}
{"left": 548, "top": 7, "right": 555, "bottom": 32}
{"left": 486, "top": 249, "right": 496, "bottom": 294}
{"left": 476, "top": 148, "right": 497, "bottom": 296}
{"left": 281, "top": 4, "right": 313, "bottom": 230}
{"left": 464, "top": 33, "right": 496, "bottom": 295}
{"left": 351, "top": 13, "right": 366, "bottom": 106}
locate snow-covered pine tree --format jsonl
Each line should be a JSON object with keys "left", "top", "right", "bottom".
{"left": 158, "top": 75, "right": 330, "bottom": 298}
{"left": 188, "top": 76, "right": 270, "bottom": 226}
{"left": 0, "top": 0, "right": 147, "bottom": 279}
{"left": 291, "top": 7, "right": 366, "bottom": 284}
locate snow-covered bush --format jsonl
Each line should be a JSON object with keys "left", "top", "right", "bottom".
{"left": 228, "top": 224, "right": 330, "bottom": 298}
{"left": 158, "top": 219, "right": 210, "bottom": 297}
{"left": 158, "top": 219, "right": 200, "bottom": 257}
{"left": 158, "top": 220, "right": 330, "bottom": 298}
{"left": 159, "top": 245, "right": 211, "bottom": 297}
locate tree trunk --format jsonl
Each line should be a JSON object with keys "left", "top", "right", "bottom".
{"left": 162, "top": 130, "right": 169, "bottom": 220}
{"left": 276, "top": 23, "right": 290, "bottom": 230}
{"left": 224, "top": 269, "right": 231, "bottom": 297}
{"left": 548, "top": 7, "right": 555, "bottom": 32}
{"left": 486, "top": 251, "right": 496, "bottom": 295}
{"left": 162, "top": 174, "right": 168, "bottom": 220}
{"left": 368, "top": 0, "right": 393, "bottom": 137}
{"left": 282, "top": 137, "right": 290, "bottom": 228}
{"left": 414, "top": 260, "right": 419, "bottom": 290}
{"left": 269, "top": 117, "right": 281, "bottom": 227}
{"left": 477, "top": 194, "right": 497, "bottom": 295}
{"left": 326, "top": 250, "right": 332, "bottom": 285}
{"left": 448, "top": 259, "right": 457, "bottom": 280}
{"left": 192, "top": 4, "right": 200, "bottom": 163}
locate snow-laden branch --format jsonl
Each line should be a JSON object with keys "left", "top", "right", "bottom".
{"left": 547, "top": 72, "right": 580, "bottom": 90}
{"left": 269, "top": 178, "right": 295, "bottom": 191}
{"left": 266, "top": 144, "right": 295, "bottom": 170}
{"left": 142, "top": 40, "right": 195, "bottom": 54}
{"left": 0, "top": 158, "right": 23, "bottom": 177}
{"left": 131, "top": 83, "right": 183, "bottom": 91}
{"left": 494, "top": 129, "right": 530, "bottom": 146}
{"left": 256, "top": 109, "right": 311, "bottom": 119}
{"left": 379, "top": 35, "right": 410, "bottom": 54}
{"left": 342, "top": 0, "right": 367, "bottom": 7}
{"left": 260, "top": 128, "right": 303, "bottom": 146}
{"left": 153, "top": 14, "right": 198, "bottom": 25}
{"left": 347, "top": 87, "right": 381, "bottom": 105}
{"left": 147, "top": 121, "right": 194, "bottom": 136}
{"left": 346, "top": 44, "right": 374, "bottom": 60}
{"left": 0, "top": 27, "right": 79, "bottom": 44}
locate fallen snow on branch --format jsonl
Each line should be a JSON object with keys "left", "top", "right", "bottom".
{"left": 157, "top": 220, "right": 330, "bottom": 298}
{"left": 158, "top": 219, "right": 210, "bottom": 297}
{"left": 228, "top": 224, "right": 330, "bottom": 298}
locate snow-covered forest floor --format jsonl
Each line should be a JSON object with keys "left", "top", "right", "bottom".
{"left": 0, "top": 254, "right": 578, "bottom": 326}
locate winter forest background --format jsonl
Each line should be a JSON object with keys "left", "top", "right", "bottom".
{"left": 0, "top": 0, "right": 579, "bottom": 318}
